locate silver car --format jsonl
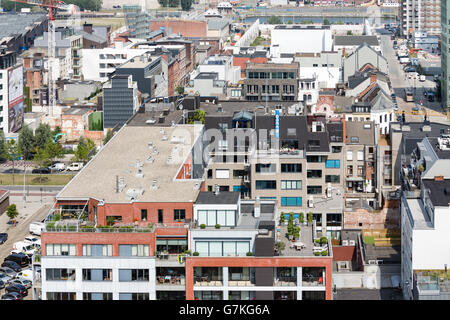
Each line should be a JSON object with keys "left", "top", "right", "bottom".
{"left": 0, "top": 273, "right": 12, "bottom": 284}
{"left": 0, "top": 267, "right": 17, "bottom": 278}
{"left": 10, "top": 278, "right": 32, "bottom": 289}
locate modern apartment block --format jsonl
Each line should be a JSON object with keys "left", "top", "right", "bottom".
{"left": 402, "top": 0, "right": 441, "bottom": 38}
{"left": 242, "top": 63, "right": 299, "bottom": 101}
{"left": 400, "top": 133, "right": 450, "bottom": 299}
{"left": 102, "top": 74, "right": 139, "bottom": 129}
{"left": 123, "top": 5, "right": 150, "bottom": 39}
{"left": 38, "top": 122, "right": 333, "bottom": 300}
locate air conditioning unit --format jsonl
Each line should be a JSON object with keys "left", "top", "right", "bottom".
{"left": 349, "top": 240, "right": 356, "bottom": 246}
{"left": 308, "top": 199, "right": 314, "bottom": 208}
{"left": 342, "top": 240, "right": 349, "bottom": 246}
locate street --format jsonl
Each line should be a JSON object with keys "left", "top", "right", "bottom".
{"left": 0, "top": 195, "right": 55, "bottom": 300}
{"left": 377, "top": 29, "right": 450, "bottom": 125}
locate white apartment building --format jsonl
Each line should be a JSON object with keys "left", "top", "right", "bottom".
{"left": 294, "top": 51, "right": 343, "bottom": 89}
{"left": 191, "top": 55, "right": 241, "bottom": 85}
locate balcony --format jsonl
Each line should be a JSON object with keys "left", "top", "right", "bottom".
{"left": 384, "top": 155, "right": 392, "bottom": 163}
{"left": 45, "top": 220, "right": 155, "bottom": 233}
{"left": 194, "top": 267, "right": 223, "bottom": 287}
{"left": 156, "top": 267, "right": 185, "bottom": 286}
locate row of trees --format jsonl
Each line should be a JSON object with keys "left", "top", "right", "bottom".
{"left": 268, "top": 16, "right": 336, "bottom": 25}
{"left": 158, "top": 0, "right": 192, "bottom": 10}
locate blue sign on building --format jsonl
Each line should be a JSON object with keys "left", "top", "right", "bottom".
{"left": 275, "top": 109, "right": 280, "bottom": 139}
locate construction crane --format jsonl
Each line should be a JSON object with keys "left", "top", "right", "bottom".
{"left": 11, "top": 0, "right": 78, "bottom": 117}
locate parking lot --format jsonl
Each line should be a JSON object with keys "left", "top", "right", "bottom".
{"left": 0, "top": 195, "right": 54, "bottom": 300}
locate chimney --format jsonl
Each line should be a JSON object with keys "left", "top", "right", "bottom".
{"left": 83, "top": 22, "right": 93, "bottom": 34}
{"left": 369, "top": 74, "right": 377, "bottom": 83}
{"left": 254, "top": 197, "right": 261, "bottom": 218}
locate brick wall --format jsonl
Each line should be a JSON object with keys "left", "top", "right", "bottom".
{"left": 344, "top": 207, "right": 400, "bottom": 230}
{"left": 150, "top": 20, "right": 207, "bottom": 38}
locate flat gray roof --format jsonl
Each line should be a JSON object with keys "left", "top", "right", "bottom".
{"left": 57, "top": 124, "right": 204, "bottom": 203}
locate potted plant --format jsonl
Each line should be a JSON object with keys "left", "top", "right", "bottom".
{"left": 215, "top": 224, "right": 221, "bottom": 229}
{"left": 321, "top": 250, "right": 328, "bottom": 256}
{"left": 294, "top": 226, "right": 300, "bottom": 240}
{"left": 307, "top": 212, "right": 313, "bottom": 226}
{"left": 274, "top": 241, "right": 286, "bottom": 253}
{"left": 299, "top": 212, "right": 305, "bottom": 225}
{"left": 320, "top": 236, "right": 328, "bottom": 245}
{"left": 193, "top": 251, "right": 199, "bottom": 256}
{"left": 315, "top": 238, "right": 320, "bottom": 244}
{"left": 279, "top": 213, "right": 285, "bottom": 225}
{"left": 246, "top": 251, "right": 253, "bottom": 256}
{"left": 200, "top": 224, "right": 206, "bottom": 229}
{"left": 314, "top": 251, "right": 320, "bottom": 256}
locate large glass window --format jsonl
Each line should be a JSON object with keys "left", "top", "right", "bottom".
{"left": 325, "top": 160, "right": 340, "bottom": 168}
{"left": 281, "top": 163, "right": 302, "bottom": 173}
{"left": 83, "top": 293, "right": 113, "bottom": 300}
{"left": 82, "top": 269, "right": 112, "bottom": 281}
{"left": 119, "top": 293, "right": 149, "bottom": 300}
{"left": 46, "top": 244, "right": 76, "bottom": 256}
{"left": 119, "top": 244, "right": 149, "bottom": 257}
{"left": 82, "top": 244, "right": 112, "bottom": 256}
{"left": 47, "top": 292, "right": 76, "bottom": 300}
{"left": 255, "top": 163, "right": 276, "bottom": 173}
{"left": 325, "top": 175, "right": 340, "bottom": 183}
{"left": 46, "top": 269, "right": 76, "bottom": 281}
{"left": 197, "top": 210, "right": 237, "bottom": 227}
{"left": 307, "top": 186, "right": 322, "bottom": 195}
{"left": 281, "top": 197, "right": 302, "bottom": 207}
{"left": 156, "top": 239, "right": 187, "bottom": 254}
{"left": 174, "top": 209, "right": 186, "bottom": 221}
{"left": 255, "top": 180, "right": 277, "bottom": 189}
{"left": 119, "top": 269, "right": 149, "bottom": 282}
{"left": 195, "top": 241, "right": 250, "bottom": 257}
{"left": 281, "top": 180, "right": 302, "bottom": 190}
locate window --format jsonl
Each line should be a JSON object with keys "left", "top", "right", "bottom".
{"left": 156, "top": 239, "right": 187, "bottom": 254}
{"left": 307, "top": 156, "right": 323, "bottom": 163}
{"left": 82, "top": 269, "right": 112, "bottom": 281}
{"left": 281, "top": 197, "right": 302, "bottom": 207}
{"left": 325, "top": 160, "right": 340, "bottom": 168}
{"left": 46, "top": 244, "right": 76, "bottom": 256}
{"left": 325, "top": 175, "right": 340, "bottom": 183}
{"left": 281, "top": 180, "right": 302, "bottom": 190}
{"left": 216, "top": 169, "right": 230, "bottom": 178}
{"left": 141, "top": 209, "right": 147, "bottom": 221}
{"left": 347, "top": 165, "right": 353, "bottom": 175}
{"left": 119, "top": 244, "right": 149, "bottom": 256}
{"left": 119, "top": 293, "right": 149, "bottom": 300}
{"left": 82, "top": 244, "right": 112, "bottom": 256}
{"left": 47, "top": 292, "right": 76, "bottom": 300}
{"left": 83, "top": 293, "right": 113, "bottom": 300}
{"left": 255, "top": 180, "right": 276, "bottom": 189}
{"left": 174, "top": 209, "right": 186, "bottom": 221}
{"left": 281, "top": 163, "right": 301, "bottom": 173}
{"left": 346, "top": 151, "right": 353, "bottom": 160}
{"left": 255, "top": 163, "right": 276, "bottom": 173}
{"left": 46, "top": 269, "right": 76, "bottom": 281}
{"left": 332, "top": 146, "right": 342, "bottom": 153}
{"left": 326, "top": 213, "right": 342, "bottom": 227}
{"left": 197, "top": 210, "right": 236, "bottom": 227}
{"left": 357, "top": 165, "right": 364, "bottom": 176}
{"left": 357, "top": 151, "right": 364, "bottom": 161}
{"left": 218, "top": 140, "right": 228, "bottom": 151}
{"left": 307, "top": 170, "right": 322, "bottom": 178}
{"left": 119, "top": 269, "right": 150, "bottom": 282}
{"left": 195, "top": 241, "right": 250, "bottom": 257}
{"left": 307, "top": 186, "right": 322, "bottom": 195}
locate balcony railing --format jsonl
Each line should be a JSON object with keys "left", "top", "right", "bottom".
{"left": 45, "top": 222, "right": 155, "bottom": 233}
{"left": 302, "top": 276, "right": 325, "bottom": 286}
{"left": 156, "top": 275, "right": 185, "bottom": 285}
{"left": 194, "top": 276, "right": 223, "bottom": 286}
{"left": 274, "top": 276, "right": 297, "bottom": 286}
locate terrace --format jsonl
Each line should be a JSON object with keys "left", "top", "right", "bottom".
{"left": 416, "top": 272, "right": 450, "bottom": 295}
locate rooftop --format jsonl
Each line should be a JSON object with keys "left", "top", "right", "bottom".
{"left": 246, "top": 62, "right": 299, "bottom": 70}
{"left": 0, "top": 12, "right": 47, "bottom": 40}
{"left": 57, "top": 124, "right": 204, "bottom": 203}
{"left": 195, "top": 72, "right": 219, "bottom": 80}
{"left": 364, "top": 244, "right": 401, "bottom": 264}
{"left": 345, "top": 121, "right": 375, "bottom": 145}
{"left": 196, "top": 191, "right": 240, "bottom": 205}
{"left": 334, "top": 35, "right": 379, "bottom": 47}
{"left": 422, "top": 179, "right": 450, "bottom": 207}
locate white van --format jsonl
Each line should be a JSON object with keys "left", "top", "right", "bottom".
{"left": 419, "top": 74, "right": 426, "bottom": 82}
{"left": 29, "top": 222, "right": 44, "bottom": 236}
{"left": 12, "top": 242, "right": 37, "bottom": 256}
{"left": 24, "top": 236, "right": 41, "bottom": 248}
{"left": 67, "top": 162, "right": 84, "bottom": 171}
{"left": 49, "top": 163, "right": 65, "bottom": 171}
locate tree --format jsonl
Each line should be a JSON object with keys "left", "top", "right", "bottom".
{"left": 18, "top": 125, "right": 35, "bottom": 160}
{"left": 34, "top": 123, "right": 52, "bottom": 151}
{"left": 6, "top": 204, "right": 19, "bottom": 221}
{"left": 323, "top": 19, "right": 331, "bottom": 25}
{"left": 187, "top": 109, "right": 206, "bottom": 124}
{"left": 175, "top": 86, "right": 185, "bottom": 95}
{"left": 44, "top": 140, "right": 63, "bottom": 163}
{"left": 287, "top": 20, "right": 293, "bottom": 25}
{"left": 0, "top": 131, "right": 6, "bottom": 162}
{"left": 103, "top": 130, "right": 114, "bottom": 145}
{"left": 4, "top": 139, "right": 21, "bottom": 185}
{"left": 33, "top": 147, "right": 51, "bottom": 183}
{"left": 180, "top": 0, "right": 192, "bottom": 11}
{"left": 73, "top": 136, "right": 96, "bottom": 163}
{"left": 347, "top": 30, "right": 353, "bottom": 35}
{"left": 268, "top": 16, "right": 282, "bottom": 25}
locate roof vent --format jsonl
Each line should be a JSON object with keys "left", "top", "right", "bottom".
{"left": 148, "top": 141, "right": 153, "bottom": 148}
{"left": 167, "top": 155, "right": 173, "bottom": 164}
{"left": 162, "top": 135, "right": 168, "bottom": 141}
{"left": 116, "top": 176, "right": 126, "bottom": 193}
{"left": 153, "top": 147, "right": 159, "bottom": 155}
{"left": 126, "top": 188, "right": 144, "bottom": 200}
{"left": 146, "top": 155, "right": 154, "bottom": 163}
{"left": 193, "top": 182, "right": 201, "bottom": 190}
{"left": 150, "top": 179, "right": 159, "bottom": 190}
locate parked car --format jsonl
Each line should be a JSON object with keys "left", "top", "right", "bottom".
{"left": 15, "top": 269, "right": 33, "bottom": 281}
{"left": 10, "top": 278, "right": 32, "bottom": 289}
{"left": 32, "top": 168, "right": 50, "bottom": 174}
{"left": 66, "top": 162, "right": 84, "bottom": 171}
{"left": 4, "top": 253, "right": 29, "bottom": 267}
{"left": 1, "top": 292, "right": 22, "bottom": 300}
{"left": 48, "top": 162, "right": 65, "bottom": 172}
{"left": 419, "top": 74, "right": 426, "bottom": 82}
{"left": 0, "top": 279, "right": 5, "bottom": 289}
{"left": 0, "top": 273, "right": 12, "bottom": 284}
{"left": 404, "top": 66, "right": 416, "bottom": 73}
{"left": 1, "top": 260, "right": 21, "bottom": 272}
{"left": 5, "top": 283, "right": 28, "bottom": 297}
{"left": 0, "top": 233, "right": 7, "bottom": 244}
{"left": 0, "top": 267, "right": 17, "bottom": 278}
{"left": 24, "top": 236, "right": 41, "bottom": 248}
{"left": 11, "top": 241, "right": 37, "bottom": 257}
{"left": 29, "top": 222, "right": 44, "bottom": 236}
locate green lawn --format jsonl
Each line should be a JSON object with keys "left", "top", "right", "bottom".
{"left": 0, "top": 174, "right": 75, "bottom": 186}
{"left": 363, "top": 236, "right": 375, "bottom": 245}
